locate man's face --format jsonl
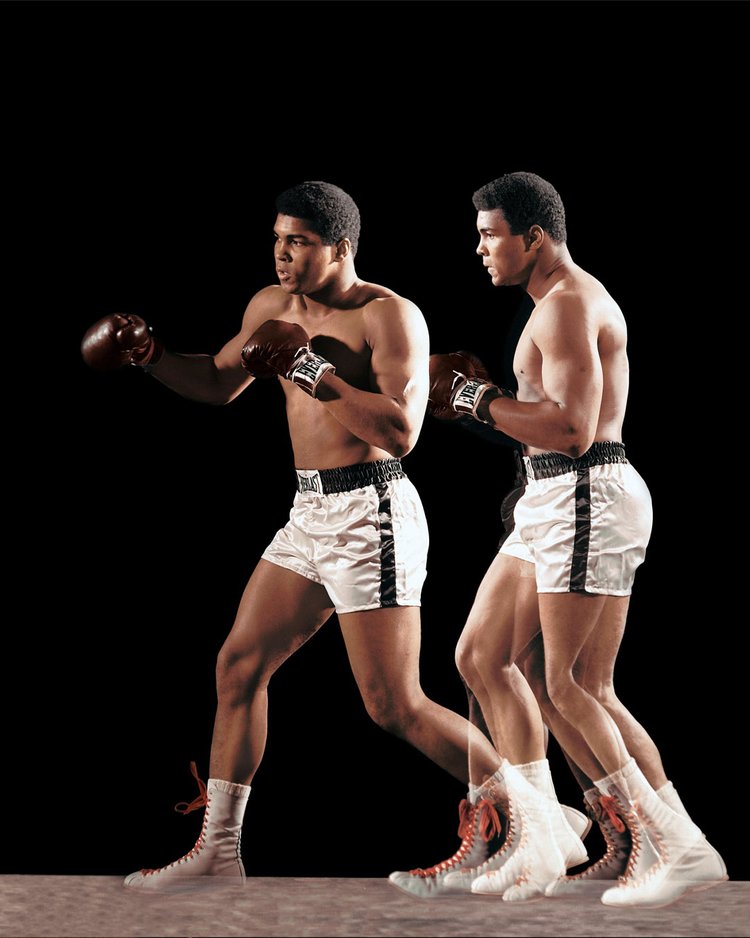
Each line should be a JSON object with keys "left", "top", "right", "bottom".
{"left": 476, "top": 210, "right": 531, "bottom": 287}
{"left": 273, "top": 214, "right": 338, "bottom": 295}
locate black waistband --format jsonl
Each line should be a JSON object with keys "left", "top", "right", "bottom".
{"left": 525, "top": 442, "right": 627, "bottom": 480}
{"left": 296, "top": 458, "right": 405, "bottom": 494}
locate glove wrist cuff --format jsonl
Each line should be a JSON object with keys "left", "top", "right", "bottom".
{"left": 288, "top": 350, "right": 336, "bottom": 397}
{"left": 131, "top": 334, "right": 164, "bottom": 371}
{"left": 453, "top": 380, "right": 496, "bottom": 417}
{"left": 476, "top": 386, "right": 516, "bottom": 425}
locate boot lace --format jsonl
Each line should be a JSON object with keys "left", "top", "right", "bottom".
{"left": 409, "top": 798, "right": 501, "bottom": 878}
{"left": 142, "top": 762, "right": 211, "bottom": 875}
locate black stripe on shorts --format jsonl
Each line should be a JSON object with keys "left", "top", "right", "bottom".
{"left": 375, "top": 482, "right": 398, "bottom": 607}
{"left": 569, "top": 467, "right": 592, "bottom": 592}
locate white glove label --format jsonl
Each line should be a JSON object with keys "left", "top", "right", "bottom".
{"left": 290, "top": 352, "right": 336, "bottom": 397}
{"left": 453, "top": 379, "right": 492, "bottom": 416}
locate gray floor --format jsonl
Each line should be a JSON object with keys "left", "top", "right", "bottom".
{"left": 1, "top": 876, "right": 748, "bottom": 938}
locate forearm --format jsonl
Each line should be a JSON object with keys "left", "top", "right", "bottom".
{"left": 484, "top": 395, "right": 593, "bottom": 457}
{"left": 315, "top": 374, "right": 417, "bottom": 458}
{"left": 455, "top": 414, "right": 520, "bottom": 449}
{"left": 146, "top": 351, "right": 245, "bottom": 405}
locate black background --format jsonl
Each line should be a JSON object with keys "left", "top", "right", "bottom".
{"left": 6, "top": 1, "right": 746, "bottom": 884}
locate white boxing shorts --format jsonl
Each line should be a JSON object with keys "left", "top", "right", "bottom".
{"left": 262, "top": 458, "right": 429, "bottom": 614}
{"left": 499, "top": 442, "right": 652, "bottom": 596}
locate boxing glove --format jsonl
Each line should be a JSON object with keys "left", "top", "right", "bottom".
{"left": 241, "top": 319, "right": 335, "bottom": 397}
{"left": 428, "top": 350, "right": 513, "bottom": 423}
{"left": 81, "top": 313, "right": 163, "bottom": 371}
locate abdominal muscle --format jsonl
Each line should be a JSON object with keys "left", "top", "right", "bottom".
{"left": 284, "top": 386, "right": 392, "bottom": 470}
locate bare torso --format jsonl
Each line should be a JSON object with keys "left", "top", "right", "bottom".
{"left": 514, "top": 263, "right": 629, "bottom": 457}
{"left": 245, "top": 282, "right": 409, "bottom": 469}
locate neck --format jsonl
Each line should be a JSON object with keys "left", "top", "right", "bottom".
{"left": 526, "top": 243, "right": 574, "bottom": 303}
{"left": 303, "top": 266, "right": 361, "bottom": 313}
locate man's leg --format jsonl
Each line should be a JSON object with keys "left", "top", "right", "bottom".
{"left": 339, "top": 606, "right": 501, "bottom": 784}
{"left": 355, "top": 570, "right": 581, "bottom": 899}
{"left": 574, "top": 596, "right": 668, "bottom": 788}
{"left": 455, "top": 552, "right": 544, "bottom": 767}
{"left": 339, "top": 605, "right": 506, "bottom": 897}
{"left": 521, "top": 631, "right": 632, "bottom": 891}
{"left": 125, "top": 560, "right": 335, "bottom": 890}
{"left": 444, "top": 562, "right": 587, "bottom": 899}
{"left": 210, "top": 560, "right": 335, "bottom": 783}
{"left": 539, "top": 593, "right": 629, "bottom": 780}
{"left": 539, "top": 593, "right": 726, "bottom": 906}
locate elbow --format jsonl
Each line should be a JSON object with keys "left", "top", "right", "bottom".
{"left": 552, "top": 403, "right": 596, "bottom": 458}
{"left": 385, "top": 436, "right": 412, "bottom": 459}
{"left": 559, "top": 426, "right": 595, "bottom": 459}
{"left": 384, "top": 426, "right": 418, "bottom": 459}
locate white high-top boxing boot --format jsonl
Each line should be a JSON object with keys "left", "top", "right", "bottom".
{"left": 124, "top": 763, "right": 250, "bottom": 892}
{"left": 596, "top": 758, "right": 727, "bottom": 908}
{"left": 546, "top": 788, "right": 631, "bottom": 896}
{"left": 468, "top": 761, "right": 566, "bottom": 901}
{"left": 388, "top": 794, "right": 504, "bottom": 898}
{"left": 440, "top": 775, "right": 522, "bottom": 895}
{"left": 657, "top": 780, "right": 691, "bottom": 819}
{"left": 513, "top": 759, "right": 589, "bottom": 869}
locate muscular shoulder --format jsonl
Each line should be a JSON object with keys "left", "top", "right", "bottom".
{"left": 362, "top": 292, "right": 427, "bottom": 338}
{"left": 246, "top": 284, "right": 292, "bottom": 316}
{"left": 241, "top": 285, "right": 293, "bottom": 332}
{"left": 532, "top": 278, "right": 625, "bottom": 348}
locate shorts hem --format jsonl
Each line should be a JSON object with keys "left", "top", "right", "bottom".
{"left": 536, "top": 587, "right": 633, "bottom": 596}
{"left": 498, "top": 544, "right": 532, "bottom": 561}
{"left": 261, "top": 554, "right": 323, "bottom": 585}
{"left": 336, "top": 601, "right": 422, "bottom": 615}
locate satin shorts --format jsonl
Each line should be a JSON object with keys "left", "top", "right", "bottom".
{"left": 262, "top": 459, "right": 429, "bottom": 614}
{"left": 499, "top": 443, "right": 653, "bottom": 596}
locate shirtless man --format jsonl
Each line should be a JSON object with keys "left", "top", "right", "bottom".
{"left": 81, "top": 180, "right": 508, "bottom": 890}
{"left": 392, "top": 172, "right": 726, "bottom": 907}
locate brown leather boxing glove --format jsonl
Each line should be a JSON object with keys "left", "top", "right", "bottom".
{"left": 81, "top": 313, "right": 163, "bottom": 371}
{"left": 241, "top": 319, "right": 335, "bottom": 397}
{"left": 428, "top": 350, "right": 513, "bottom": 423}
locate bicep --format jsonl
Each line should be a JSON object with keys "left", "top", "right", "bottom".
{"left": 538, "top": 317, "right": 603, "bottom": 422}
{"left": 369, "top": 303, "right": 429, "bottom": 417}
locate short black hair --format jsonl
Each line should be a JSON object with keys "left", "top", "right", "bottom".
{"left": 472, "top": 172, "right": 567, "bottom": 243}
{"left": 275, "top": 181, "right": 361, "bottom": 256}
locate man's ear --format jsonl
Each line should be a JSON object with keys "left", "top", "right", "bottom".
{"left": 335, "top": 238, "right": 352, "bottom": 261}
{"left": 525, "top": 225, "right": 545, "bottom": 252}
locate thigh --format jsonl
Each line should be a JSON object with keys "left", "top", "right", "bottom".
{"left": 459, "top": 551, "right": 540, "bottom": 666}
{"left": 576, "top": 595, "right": 631, "bottom": 686}
{"left": 222, "top": 559, "right": 335, "bottom": 668}
{"left": 538, "top": 592, "right": 608, "bottom": 677}
{"left": 338, "top": 606, "right": 423, "bottom": 701}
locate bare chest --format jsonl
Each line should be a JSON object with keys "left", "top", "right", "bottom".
{"left": 513, "top": 324, "right": 545, "bottom": 401}
{"left": 283, "top": 308, "right": 372, "bottom": 391}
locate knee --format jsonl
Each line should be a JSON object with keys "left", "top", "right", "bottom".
{"left": 361, "top": 687, "right": 420, "bottom": 737}
{"left": 215, "top": 642, "right": 268, "bottom": 701}
{"left": 581, "top": 677, "right": 618, "bottom": 711}
{"left": 545, "top": 672, "right": 584, "bottom": 717}
{"left": 455, "top": 628, "right": 508, "bottom": 689}
{"left": 455, "top": 636, "right": 479, "bottom": 687}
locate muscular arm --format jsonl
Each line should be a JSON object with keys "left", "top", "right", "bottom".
{"left": 144, "top": 291, "right": 277, "bottom": 405}
{"left": 315, "top": 298, "right": 429, "bottom": 458}
{"left": 485, "top": 298, "right": 603, "bottom": 457}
